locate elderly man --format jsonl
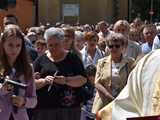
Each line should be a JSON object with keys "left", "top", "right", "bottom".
{"left": 141, "top": 24, "right": 157, "bottom": 54}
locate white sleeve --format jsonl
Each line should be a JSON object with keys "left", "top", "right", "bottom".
{"left": 112, "top": 50, "right": 160, "bottom": 120}
{"left": 152, "top": 35, "right": 160, "bottom": 50}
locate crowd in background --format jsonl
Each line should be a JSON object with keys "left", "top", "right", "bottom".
{"left": 1, "top": 14, "right": 160, "bottom": 120}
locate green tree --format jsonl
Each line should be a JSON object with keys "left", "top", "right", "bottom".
{"left": 130, "top": 0, "right": 160, "bottom": 22}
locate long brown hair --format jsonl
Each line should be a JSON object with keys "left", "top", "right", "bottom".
{"left": 0, "top": 26, "right": 32, "bottom": 81}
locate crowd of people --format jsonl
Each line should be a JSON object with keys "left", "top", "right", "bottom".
{"left": 0, "top": 14, "right": 160, "bottom": 120}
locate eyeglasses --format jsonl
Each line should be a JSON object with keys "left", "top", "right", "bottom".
{"left": 144, "top": 32, "right": 154, "bottom": 35}
{"left": 108, "top": 44, "right": 121, "bottom": 49}
{"left": 4, "top": 22, "right": 15, "bottom": 26}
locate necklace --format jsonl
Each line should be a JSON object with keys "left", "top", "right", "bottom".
{"left": 114, "top": 63, "right": 120, "bottom": 69}
{"left": 112, "top": 61, "right": 120, "bottom": 69}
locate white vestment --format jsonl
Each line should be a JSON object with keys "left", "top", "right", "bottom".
{"left": 112, "top": 49, "right": 160, "bottom": 120}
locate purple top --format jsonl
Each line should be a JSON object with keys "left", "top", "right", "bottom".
{"left": 0, "top": 75, "right": 37, "bottom": 120}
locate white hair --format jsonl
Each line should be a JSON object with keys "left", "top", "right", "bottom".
{"left": 75, "top": 31, "right": 84, "bottom": 41}
{"left": 44, "top": 27, "right": 64, "bottom": 42}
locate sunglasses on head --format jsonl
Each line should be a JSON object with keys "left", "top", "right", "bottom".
{"left": 108, "top": 44, "right": 121, "bottom": 49}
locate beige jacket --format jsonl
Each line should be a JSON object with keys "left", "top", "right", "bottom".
{"left": 92, "top": 55, "right": 134, "bottom": 114}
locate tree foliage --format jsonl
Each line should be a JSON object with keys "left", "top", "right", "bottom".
{"left": 130, "top": 0, "right": 160, "bottom": 22}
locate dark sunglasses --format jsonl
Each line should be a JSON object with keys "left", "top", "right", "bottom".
{"left": 108, "top": 44, "right": 121, "bottom": 49}
{"left": 144, "top": 32, "right": 154, "bottom": 35}
{"left": 4, "top": 22, "right": 15, "bottom": 26}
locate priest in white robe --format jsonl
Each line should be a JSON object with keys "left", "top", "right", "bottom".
{"left": 98, "top": 49, "right": 160, "bottom": 120}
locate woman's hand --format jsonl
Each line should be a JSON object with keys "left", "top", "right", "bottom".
{"left": 1, "top": 76, "right": 14, "bottom": 94}
{"left": 53, "top": 76, "right": 66, "bottom": 85}
{"left": 45, "top": 75, "right": 55, "bottom": 85}
{"left": 11, "top": 95, "right": 26, "bottom": 108}
{"left": 95, "top": 83, "right": 115, "bottom": 100}
{"left": 1, "top": 82, "right": 14, "bottom": 94}
{"left": 34, "top": 72, "right": 41, "bottom": 79}
{"left": 35, "top": 75, "right": 56, "bottom": 90}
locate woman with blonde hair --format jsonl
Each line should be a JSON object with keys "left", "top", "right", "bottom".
{"left": 113, "top": 20, "right": 142, "bottom": 60}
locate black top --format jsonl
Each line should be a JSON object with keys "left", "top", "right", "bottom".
{"left": 33, "top": 52, "right": 86, "bottom": 109}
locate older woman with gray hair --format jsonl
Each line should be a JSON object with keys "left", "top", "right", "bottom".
{"left": 32, "top": 27, "right": 87, "bottom": 120}
{"left": 92, "top": 32, "right": 135, "bottom": 114}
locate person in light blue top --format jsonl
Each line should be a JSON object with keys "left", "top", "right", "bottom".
{"left": 81, "top": 64, "right": 96, "bottom": 120}
{"left": 141, "top": 24, "right": 157, "bottom": 54}
{"left": 81, "top": 31, "right": 105, "bottom": 67}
